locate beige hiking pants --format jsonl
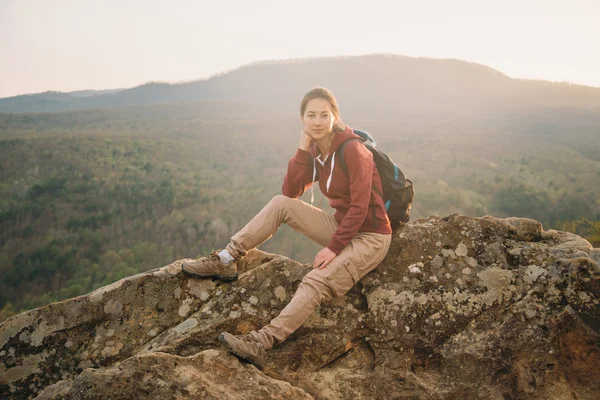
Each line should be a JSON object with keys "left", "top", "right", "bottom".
{"left": 226, "top": 195, "right": 391, "bottom": 350}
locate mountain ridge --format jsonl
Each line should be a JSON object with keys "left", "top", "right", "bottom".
{"left": 2, "top": 54, "right": 600, "bottom": 113}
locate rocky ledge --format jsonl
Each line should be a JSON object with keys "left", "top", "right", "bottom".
{"left": 1, "top": 214, "right": 598, "bottom": 399}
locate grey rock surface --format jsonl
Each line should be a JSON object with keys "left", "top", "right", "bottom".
{"left": 1, "top": 214, "right": 598, "bottom": 399}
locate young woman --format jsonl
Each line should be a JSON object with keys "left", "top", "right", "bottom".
{"left": 182, "top": 87, "right": 392, "bottom": 367}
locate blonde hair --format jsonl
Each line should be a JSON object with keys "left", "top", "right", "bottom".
{"left": 300, "top": 87, "right": 346, "bottom": 133}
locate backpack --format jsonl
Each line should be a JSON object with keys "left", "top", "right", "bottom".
{"left": 338, "top": 129, "right": 415, "bottom": 228}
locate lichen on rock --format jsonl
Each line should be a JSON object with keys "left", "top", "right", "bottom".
{"left": 0, "top": 215, "right": 598, "bottom": 399}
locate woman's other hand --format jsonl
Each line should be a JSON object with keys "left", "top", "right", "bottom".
{"left": 299, "top": 130, "right": 314, "bottom": 152}
{"left": 313, "top": 247, "right": 336, "bottom": 269}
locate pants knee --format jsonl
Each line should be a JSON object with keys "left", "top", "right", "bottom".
{"left": 269, "top": 194, "right": 292, "bottom": 210}
{"left": 267, "top": 195, "right": 298, "bottom": 222}
{"left": 300, "top": 269, "right": 334, "bottom": 303}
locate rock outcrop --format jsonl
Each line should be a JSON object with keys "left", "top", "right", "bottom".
{"left": 1, "top": 214, "right": 599, "bottom": 399}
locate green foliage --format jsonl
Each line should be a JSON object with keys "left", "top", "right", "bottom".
{"left": 492, "top": 185, "right": 550, "bottom": 222}
{"left": 0, "top": 102, "right": 598, "bottom": 323}
{"left": 28, "top": 177, "right": 67, "bottom": 199}
{"left": 559, "top": 218, "right": 600, "bottom": 247}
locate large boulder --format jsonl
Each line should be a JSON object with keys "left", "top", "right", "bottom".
{"left": 1, "top": 214, "right": 598, "bottom": 399}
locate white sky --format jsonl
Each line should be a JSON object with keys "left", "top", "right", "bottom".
{"left": 1, "top": 0, "right": 599, "bottom": 98}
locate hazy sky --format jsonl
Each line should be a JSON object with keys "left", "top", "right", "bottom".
{"left": 1, "top": 0, "right": 598, "bottom": 98}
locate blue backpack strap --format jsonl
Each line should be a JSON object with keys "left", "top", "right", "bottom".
{"left": 353, "top": 129, "right": 377, "bottom": 146}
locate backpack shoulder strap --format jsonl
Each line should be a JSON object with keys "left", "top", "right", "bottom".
{"left": 337, "top": 138, "right": 362, "bottom": 176}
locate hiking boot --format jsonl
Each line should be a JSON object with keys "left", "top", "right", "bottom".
{"left": 181, "top": 251, "right": 238, "bottom": 281}
{"left": 218, "top": 331, "right": 267, "bottom": 368}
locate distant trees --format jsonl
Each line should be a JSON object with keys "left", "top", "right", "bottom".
{"left": 492, "top": 185, "right": 550, "bottom": 222}
{"left": 28, "top": 177, "right": 67, "bottom": 199}
{"left": 0, "top": 102, "right": 598, "bottom": 323}
{"left": 560, "top": 218, "right": 600, "bottom": 247}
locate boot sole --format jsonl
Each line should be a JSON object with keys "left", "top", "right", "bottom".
{"left": 181, "top": 264, "right": 238, "bottom": 282}
{"left": 218, "top": 333, "right": 264, "bottom": 369}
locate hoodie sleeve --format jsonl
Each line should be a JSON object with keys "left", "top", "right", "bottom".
{"left": 327, "top": 142, "right": 373, "bottom": 254}
{"left": 282, "top": 148, "right": 316, "bottom": 198}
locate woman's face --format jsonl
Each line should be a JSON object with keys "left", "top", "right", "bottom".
{"left": 302, "top": 98, "right": 336, "bottom": 140}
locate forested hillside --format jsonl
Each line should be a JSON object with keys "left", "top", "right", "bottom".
{"left": 1, "top": 55, "right": 599, "bottom": 323}
{"left": 1, "top": 101, "right": 598, "bottom": 322}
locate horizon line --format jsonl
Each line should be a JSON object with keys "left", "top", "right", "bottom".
{"left": 2, "top": 53, "right": 599, "bottom": 100}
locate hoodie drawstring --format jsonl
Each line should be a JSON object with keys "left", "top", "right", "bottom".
{"left": 326, "top": 151, "right": 336, "bottom": 193}
{"left": 310, "top": 157, "right": 317, "bottom": 205}
{"left": 311, "top": 151, "right": 336, "bottom": 206}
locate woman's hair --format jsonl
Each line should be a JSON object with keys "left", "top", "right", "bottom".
{"left": 300, "top": 87, "right": 346, "bottom": 133}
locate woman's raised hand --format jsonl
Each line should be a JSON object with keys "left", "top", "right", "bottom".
{"left": 299, "top": 130, "right": 314, "bottom": 152}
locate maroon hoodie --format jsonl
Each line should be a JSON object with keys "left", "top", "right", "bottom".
{"left": 282, "top": 127, "right": 392, "bottom": 254}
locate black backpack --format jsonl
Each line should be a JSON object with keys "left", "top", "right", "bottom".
{"left": 338, "top": 129, "right": 415, "bottom": 228}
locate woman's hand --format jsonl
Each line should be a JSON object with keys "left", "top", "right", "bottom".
{"left": 313, "top": 247, "right": 337, "bottom": 270}
{"left": 299, "top": 130, "right": 314, "bottom": 152}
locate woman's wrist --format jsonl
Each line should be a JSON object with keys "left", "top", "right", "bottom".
{"left": 299, "top": 131, "right": 313, "bottom": 151}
